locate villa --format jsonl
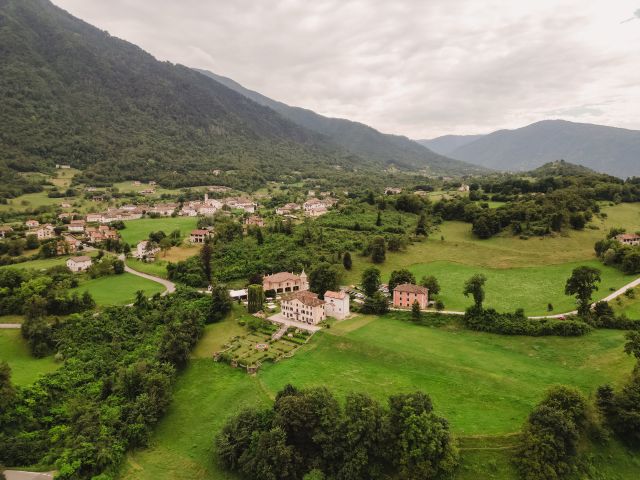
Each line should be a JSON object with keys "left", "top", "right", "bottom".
{"left": 393, "top": 283, "right": 429, "bottom": 309}
{"left": 280, "top": 290, "right": 326, "bottom": 325}
{"left": 68, "top": 220, "right": 86, "bottom": 233}
{"left": 190, "top": 229, "right": 212, "bottom": 243}
{"left": 66, "top": 255, "right": 92, "bottom": 272}
{"left": 324, "top": 290, "right": 350, "bottom": 319}
{"left": 615, "top": 233, "right": 640, "bottom": 246}
{"left": 263, "top": 271, "right": 309, "bottom": 293}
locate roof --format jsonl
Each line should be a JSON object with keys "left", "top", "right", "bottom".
{"left": 0, "top": 225, "right": 13, "bottom": 231}
{"left": 282, "top": 290, "right": 325, "bottom": 307}
{"left": 68, "top": 256, "right": 91, "bottom": 263}
{"left": 70, "top": 220, "right": 85, "bottom": 225}
{"left": 616, "top": 233, "right": 640, "bottom": 240}
{"left": 191, "top": 229, "right": 210, "bottom": 235}
{"left": 394, "top": 283, "right": 428, "bottom": 294}
{"left": 264, "top": 272, "right": 302, "bottom": 283}
{"left": 324, "top": 290, "right": 347, "bottom": 300}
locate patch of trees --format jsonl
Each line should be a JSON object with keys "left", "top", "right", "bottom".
{"left": 514, "top": 386, "right": 590, "bottom": 480}
{"left": 595, "top": 230, "right": 640, "bottom": 274}
{"left": 0, "top": 288, "right": 210, "bottom": 478}
{"left": 216, "top": 386, "right": 459, "bottom": 480}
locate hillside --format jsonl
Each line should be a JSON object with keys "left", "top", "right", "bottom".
{"left": 196, "top": 70, "right": 486, "bottom": 175}
{"left": 528, "top": 160, "right": 599, "bottom": 178}
{"left": 443, "top": 120, "right": 640, "bottom": 178}
{"left": 417, "top": 134, "right": 484, "bottom": 155}
{"left": 0, "top": 0, "right": 381, "bottom": 191}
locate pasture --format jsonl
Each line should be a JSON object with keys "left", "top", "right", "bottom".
{"left": 117, "top": 312, "right": 635, "bottom": 480}
{"left": 0, "top": 330, "right": 59, "bottom": 386}
{"left": 71, "top": 272, "right": 165, "bottom": 306}
{"left": 119, "top": 217, "right": 198, "bottom": 245}
{"left": 0, "top": 251, "right": 100, "bottom": 271}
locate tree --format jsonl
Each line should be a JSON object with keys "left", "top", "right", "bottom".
{"left": 370, "top": 237, "right": 386, "bottom": 264}
{"left": 25, "top": 234, "right": 39, "bottom": 250}
{"left": 209, "top": 283, "right": 232, "bottom": 323}
{"left": 624, "top": 331, "right": 640, "bottom": 362}
{"left": 463, "top": 274, "right": 487, "bottom": 309}
{"left": 415, "top": 212, "right": 428, "bottom": 236}
{"left": 411, "top": 300, "right": 422, "bottom": 322}
{"left": 112, "top": 259, "right": 125, "bottom": 274}
{"left": 159, "top": 237, "right": 172, "bottom": 257}
{"left": 361, "top": 292, "right": 388, "bottom": 315}
{"left": 200, "top": 240, "right": 213, "bottom": 284}
{"left": 420, "top": 275, "right": 440, "bottom": 295}
{"left": 375, "top": 210, "right": 382, "bottom": 227}
{"left": 0, "top": 361, "right": 16, "bottom": 412}
{"left": 309, "top": 263, "right": 340, "bottom": 298}
{"left": 342, "top": 252, "right": 352, "bottom": 271}
{"left": 361, "top": 267, "right": 381, "bottom": 297}
{"left": 388, "top": 269, "right": 416, "bottom": 292}
{"left": 248, "top": 284, "right": 264, "bottom": 314}
{"left": 565, "top": 266, "right": 601, "bottom": 317}
{"left": 255, "top": 228, "right": 264, "bottom": 246}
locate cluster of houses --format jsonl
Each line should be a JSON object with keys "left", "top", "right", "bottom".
{"left": 181, "top": 194, "right": 257, "bottom": 217}
{"left": 274, "top": 197, "right": 336, "bottom": 218}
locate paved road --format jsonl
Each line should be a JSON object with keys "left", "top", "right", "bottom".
{"left": 120, "top": 255, "right": 176, "bottom": 296}
{"left": 267, "top": 313, "right": 322, "bottom": 332}
{"left": 0, "top": 323, "right": 21, "bottom": 329}
{"left": 3, "top": 471, "right": 53, "bottom": 480}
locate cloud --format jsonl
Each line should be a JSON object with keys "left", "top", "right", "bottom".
{"left": 53, "top": 0, "right": 640, "bottom": 138}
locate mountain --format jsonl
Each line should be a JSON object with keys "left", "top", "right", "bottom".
{"left": 441, "top": 120, "right": 640, "bottom": 178}
{"left": 196, "top": 70, "right": 486, "bottom": 175}
{"left": 416, "top": 135, "right": 484, "bottom": 156}
{"left": 528, "top": 160, "right": 599, "bottom": 178}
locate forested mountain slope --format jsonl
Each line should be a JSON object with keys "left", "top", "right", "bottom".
{"left": 197, "top": 70, "right": 486, "bottom": 175}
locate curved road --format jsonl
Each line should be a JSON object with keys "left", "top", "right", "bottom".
{"left": 123, "top": 261, "right": 176, "bottom": 296}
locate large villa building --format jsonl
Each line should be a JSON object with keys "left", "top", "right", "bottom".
{"left": 263, "top": 271, "right": 309, "bottom": 293}
{"left": 392, "top": 283, "right": 429, "bottom": 309}
{"left": 280, "top": 291, "right": 326, "bottom": 325}
{"left": 66, "top": 256, "right": 92, "bottom": 272}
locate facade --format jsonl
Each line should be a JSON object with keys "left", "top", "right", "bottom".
{"left": 263, "top": 271, "right": 308, "bottom": 293}
{"left": 244, "top": 215, "right": 265, "bottom": 227}
{"left": 68, "top": 220, "right": 86, "bottom": 233}
{"left": 25, "top": 219, "right": 39, "bottom": 228}
{"left": 86, "top": 213, "right": 102, "bottom": 223}
{"left": 276, "top": 203, "right": 301, "bottom": 215}
{"left": 0, "top": 225, "right": 13, "bottom": 238}
{"left": 303, "top": 198, "right": 330, "bottom": 217}
{"left": 31, "top": 224, "right": 55, "bottom": 240}
{"left": 59, "top": 234, "right": 81, "bottom": 254}
{"left": 392, "top": 283, "right": 429, "bottom": 309}
{"left": 225, "top": 197, "right": 257, "bottom": 213}
{"left": 280, "top": 291, "right": 326, "bottom": 325}
{"left": 324, "top": 290, "right": 350, "bottom": 320}
{"left": 190, "top": 229, "right": 212, "bottom": 243}
{"left": 615, "top": 233, "right": 640, "bottom": 246}
{"left": 66, "top": 256, "right": 92, "bottom": 272}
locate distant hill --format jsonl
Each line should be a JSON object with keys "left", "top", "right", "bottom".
{"left": 417, "top": 134, "right": 484, "bottom": 156}
{"left": 197, "top": 70, "right": 486, "bottom": 175}
{"left": 528, "top": 160, "right": 599, "bottom": 178}
{"left": 440, "top": 120, "right": 640, "bottom": 178}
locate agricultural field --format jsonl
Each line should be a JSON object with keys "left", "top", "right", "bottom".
{"left": 71, "top": 272, "right": 166, "bottom": 306}
{"left": 612, "top": 286, "right": 640, "bottom": 319}
{"left": 0, "top": 251, "right": 100, "bottom": 271}
{"left": 117, "top": 312, "right": 635, "bottom": 480}
{"left": 119, "top": 217, "right": 198, "bottom": 245}
{"left": 112, "top": 181, "right": 185, "bottom": 197}
{"left": 0, "top": 329, "right": 59, "bottom": 386}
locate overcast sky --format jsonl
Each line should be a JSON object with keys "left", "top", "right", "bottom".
{"left": 53, "top": 0, "right": 640, "bottom": 139}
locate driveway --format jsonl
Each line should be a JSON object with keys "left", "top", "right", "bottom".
{"left": 3, "top": 471, "right": 54, "bottom": 480}
{"left": 119, "top": 255, "right": 176, "bottom": 295}
{"left": 267, "top": 313, "right": 322, "bottom": 332}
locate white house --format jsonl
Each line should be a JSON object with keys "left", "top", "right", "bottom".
{"left": 31, "top": 224, "right": 55, "bottom": 240}
{"left": 280, "top": 291, "right": 326, "bottom": 325}
{"left": 190, "top": 229, "right": 212, "bottom": 243}
{"left": 25, "top": 219, "right": 39, "bottom": 228}
{"left": 303, "top": 198, "right": 329, "bottom": 217}
{"left": 324, "top": 291, "right": 350, "bottom": 320}
{"left": 134, "top": 240, "right": 160, "bottom": 260}
{"left": 68, "top": 220, "right": 86, "bottom": 233}
{"left": 66, "top": 255, "right": 92, "bottom": 272}
{"left": 384, "top": 187, "right": 402, "bottom": 195}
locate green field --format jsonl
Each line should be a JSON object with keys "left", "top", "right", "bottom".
{"left": 118, "top": 313, "right": 635, "bottom": 480}
{"left": 0, "top": 252, "right": 99, "bottom": 271}
{"left": 612, "top": 287, "right": 640, "bottom": 319}
{"left": 72, "top": 272, "right": 165, "bottom": 306}
{"left": 409, "top": 259, "right": 631, "bottom": 315}
{"left": 119, "top": 217, "right": 198, "bottom": 245}
{"left": 0, "top": 330, "right": 59, "bottom": 386}
{"left": 126, "top": 258, "right": 169, "bottom": 278}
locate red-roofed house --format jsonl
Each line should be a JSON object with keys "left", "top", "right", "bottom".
{"left": 263, "top": 271, "right": 308, "bottom": 293}
{"left": 393, "top": 284, "right": 428, "bottom": 309}
{"left": 190, "top": 229, "right": 212, "bottom": 244}
{"left": 615, "top": 233, "right": 640, "bottom": 246}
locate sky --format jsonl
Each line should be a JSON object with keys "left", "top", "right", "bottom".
{"left": 53, "top": 0, "right": 640, "bottom": 139}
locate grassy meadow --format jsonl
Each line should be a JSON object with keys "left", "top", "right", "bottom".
{"left": 119, "top": 217, "right": 198, "bottom": 245}
{"left": 117, "top": 312, "right": 635, "bottom": 480}
{"left": 0, "top": 251, "right": 100, "bottom": 271}
{"left": 71, "top": 272, "right": 166, "bottom": 306}
{"left": 0, "top": 329, "right": 59, "bottom": 386}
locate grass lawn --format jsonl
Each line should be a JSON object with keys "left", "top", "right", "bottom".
{"left": 0, "top": 251, "right": 99, "bottom": 271}
{"left": 112, "top": 181, "right": 184, "bottom": 197}
{"left": 0, "top": 190, "right": 61, "bottom": 212}
{"left": 0, "top": 314, "right": 24, "bottom": 324}
{"left": 125, "top": 246, "right": 198, "bottom": 279}
{"left": 408, "top": 259, "right": 631, "bottom": 315}
{"left": 117, "top": 312, "right": 635, "bottom": 480}
{"left": 71, "top": 273, "right": 165, "bottom": 306}
{"left": 612, "top": 287, "right": 640, "bottom": 319}
{"left": 0, "top": 330, "right": 59, "bottom": 386}
{"left": 119, "top": 217, "right": 198, "bottom": 245}
{"left": 192, "top": 305, "right": 256, "bottom": 359}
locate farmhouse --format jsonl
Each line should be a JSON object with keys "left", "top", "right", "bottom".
{"left": 59, "top": 234, "right": 81, "bottom": 254}
{"left": 263, "top": 271, "right": 309, "bottom": 293}
{"left": 85, "top": 226, "right": 119, "bottom": 244}
{"left": 244, "top": 215, "right": 265, "bottom": 227}
{"left": 134, "top": 240, "right": 160, "bottom": 260}
{"left": 225, "top": 197, "right": 257, "bottom": 213}
{"left": 393, "top": 283, "right": 429, "bottom": 309}
{"left": 31, "top": 224, "right": 56, "bottom": 240}
{"left": 280, "top": 290, "right": 326, "bottom": 325}
{"left": 324, "top": 290, "right": 350, "bottom": 320}
{"left": 384, "top": 187, "right": 402, "bottom": 195}
{"left": 276, "top": 203, "right": 301, "bottom": 215}
{"left": 458, "top": 183, "right": 470, "bottom": 192}
{"left": 68, "top": 220, "right": 86, "bottom": 233}
{"left": 615, "top": 233, "right": 640, "bottom": 246}
{"left": 148, "top": 203, "right": 177, "bottom": 216}
{"left": 303, "top": 198, "right": 329, "bottom": 217}
{"left": 0, "top": 225, "right": 13, "bottom": 238}
{"left": 66, "top": 255, "right": 92, "bottom": 272}
{"left": 190, "top": 229, "right": 212, "bottom": 244}
{"left": 25, "top": 219, "right": 39, "bottom": 228}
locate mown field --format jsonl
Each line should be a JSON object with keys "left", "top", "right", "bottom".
{"left": 0, "top": 329, "right": 58, "bottom": 386}
{"left": 71, "top": 272, "right": 165, "bottom": 306}
{"left": 118, "top": 313, "right": 636, "bottom": 480}
{"left": 0, "top": 251, "right": 100, "bottom": 271}
{"left": 119, "top": 217, "right": 198, "bottom": 245}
